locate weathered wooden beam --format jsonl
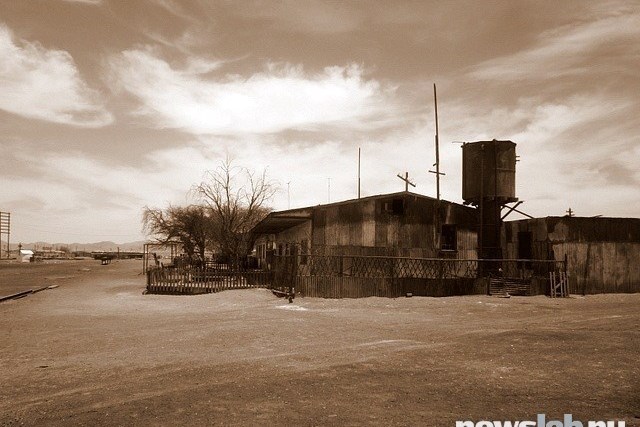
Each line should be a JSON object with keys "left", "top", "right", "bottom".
{"left": 501, "top": 201, "right": 523, "bottom": 220}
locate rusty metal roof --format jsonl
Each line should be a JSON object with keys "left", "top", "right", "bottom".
{"left": 251, "top": 191, "right": 476, "bottom": 235}
{"left": 251, "top": 209, "right": 313, "bottom": 234}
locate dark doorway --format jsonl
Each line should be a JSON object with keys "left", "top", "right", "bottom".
{"left": 441, "top": 224, "right": 457, "bottom": 251}
{"left": 518, "top": 231, "right": 533, "bottom": 260}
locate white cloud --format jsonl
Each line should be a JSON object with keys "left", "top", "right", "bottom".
{"left": 469, "top": 5, "right": 640, "bottom": 81}
{"left": 2, "top": 146, "right": 216, "bottom": 243}
{"left": 108, "top": 47, "right": 396, "bottom": 135}
{"left": 148, "top": 0, "right": 195, "bottom": 22}
{"left": 18, "top": 150, "right": 204, "bottom": 210}
{"left": 188, "top": 88, "right": 638, "bottom": 219}
{"left": 229, "top": 0, "right": 363, "bottom": 34}
{"left": 435, "top": 92, "right": 640, "bottom": 218}
{"left": 190, "top": 122, "right": 452, "bottom": 212}
{"left": 0, "top": 24, "right": 112, "bottom": 127}
{"left": 453, "top": 1, "right": 640, "bottom": 218}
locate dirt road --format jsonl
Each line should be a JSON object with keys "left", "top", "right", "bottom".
{"left": 0, "top": 259, "right": 104, "bottom": 297}
{"left": 1, "top": 259, "right": 638, "bottom": 426}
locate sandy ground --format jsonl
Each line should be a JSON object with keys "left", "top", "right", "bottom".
{"left": 0, "top": 259, "right": 638, "bottom": 426}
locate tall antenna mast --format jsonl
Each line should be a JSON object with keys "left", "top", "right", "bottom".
{"left": 428, "top": 83, "right": 445, "bottom": 200}
{"left": 357, "top": 147, "right": 361, "bottom": 199}
{"left": 435, "top": 84, "right": 439, "bottom": 201}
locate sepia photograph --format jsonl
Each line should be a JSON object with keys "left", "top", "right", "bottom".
{"left": 0, "top": 1, "right": 638, "bottom": 425}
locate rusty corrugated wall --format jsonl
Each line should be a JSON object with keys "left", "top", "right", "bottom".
{"left": 503, "top": 217, "right": 640, "bottom": 294}
{"left": 311, "top": 193, "right": 477, "bottom": 258}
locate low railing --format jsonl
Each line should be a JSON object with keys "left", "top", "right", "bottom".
{"left": 146, "top": 256, "right": 565, "bottom": 298}
{"left": 146, "top": 266, "right": 273, "bottom": 295}
{"left": 273, "top": 255, "right": 564, "bottom": 279}
{"left": 271, "top": 255, "right": 565, "bottom": 298}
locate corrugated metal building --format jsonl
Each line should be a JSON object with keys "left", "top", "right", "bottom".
{"left": 252, "top": 191, "right": 478, "bottom": 266}
{"left": 503, "top": 217, "right": 640, "bottom": 294}
{"left": 250, "top": 134, "right": 640, "bottom": 297}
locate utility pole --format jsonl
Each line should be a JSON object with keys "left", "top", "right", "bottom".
{"left": 327, "top": 178, "right": 331, "bottom": 203}
{"left": 287, "top": 181, "right": 291, "bottom": 209}
{"left": 428, "top": 84, "right": 445, "bottom": 200}
{"left": 357, "top": 147, "right": 361, "bottom": 199}
{"left": 0, "top": 212, "right": 10, "bottom": 259}
{"left": 397, "top": 172, "right": 416, "bottom": 192}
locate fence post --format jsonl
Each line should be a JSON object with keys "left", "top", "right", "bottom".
{"left": 292, "top": 255, "right": 299, "bottom": 296}
{"left": 338, "top": 256, "right": 343, "bottom": 298}
{"left": 388, "top": 258, "right": 394, "bottom": 297}
{"left": 438, "top": 259, "right": 443, "bottom": 294}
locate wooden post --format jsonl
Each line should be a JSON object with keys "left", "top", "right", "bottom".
{"left": 397, "top": 172, "right": 416, "bottom": 192}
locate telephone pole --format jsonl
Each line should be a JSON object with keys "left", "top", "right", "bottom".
{"left": 357, "top": 147, "right": 361, "bottom": 199}
{"left": 287, "top": 181, "right": 291, "bottom": 209}
{"left": 0, "top": 212, "right": 9, "bottom": 259}
{"left": 428, "top": 84, "right": 445, "bottom": 200}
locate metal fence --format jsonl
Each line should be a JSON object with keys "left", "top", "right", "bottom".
{"left": 271, "top": 255, "right": 565, "bottom": 298}
{"left": 146, "top": 255, "right": 565, "bottom": 298}
{"left": 273, "top": 255, "right": 564, "bottom": 279}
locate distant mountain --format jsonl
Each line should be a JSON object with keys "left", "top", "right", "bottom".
{"left": 2, "top": 240, "right": 147, "bottom": 252}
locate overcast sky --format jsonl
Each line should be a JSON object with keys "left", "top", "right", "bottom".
{"left": 1, "top": 0, "right": 638, "bottom": 244}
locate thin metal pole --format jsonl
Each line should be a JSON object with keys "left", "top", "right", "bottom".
{"left": 494, "top": 142, "right": 500, "bottom": 259}
{"left": 358, "top": 147, "right": 361, "bottom": 199}
{"left": 434, "top": 83, "right": 440, "bottom": 201}
{"left": 479, "top": 145, "right": 484, "bottom": 261}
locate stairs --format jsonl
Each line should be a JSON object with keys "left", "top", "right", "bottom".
{"left": 489, "top": 277, "right": 532, "bottom": 296}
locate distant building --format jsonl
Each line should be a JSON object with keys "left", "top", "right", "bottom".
{"left": 34, "top": 249, "right": 65, "bottom": 259}
{"left": 18, "top": 249, "right": 33, "bottom": 263}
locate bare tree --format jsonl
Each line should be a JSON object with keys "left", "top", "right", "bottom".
{"left": 194, "top": 159, "right": 277, "bottom": 266}
{"left": 142, "top": 204, "right": 212, "bottom": 264}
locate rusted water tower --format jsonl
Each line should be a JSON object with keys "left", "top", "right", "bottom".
{"left": 462, "top": 140, "right": 517, "bottom": 261}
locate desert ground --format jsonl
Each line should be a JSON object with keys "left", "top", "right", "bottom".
{"left": 0, "top": 259, "right": 638, "bottom": 426}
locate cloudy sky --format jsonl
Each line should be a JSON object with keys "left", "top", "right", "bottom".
{"left": 1, "top": 0, "right": 638, "bottom": 244}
